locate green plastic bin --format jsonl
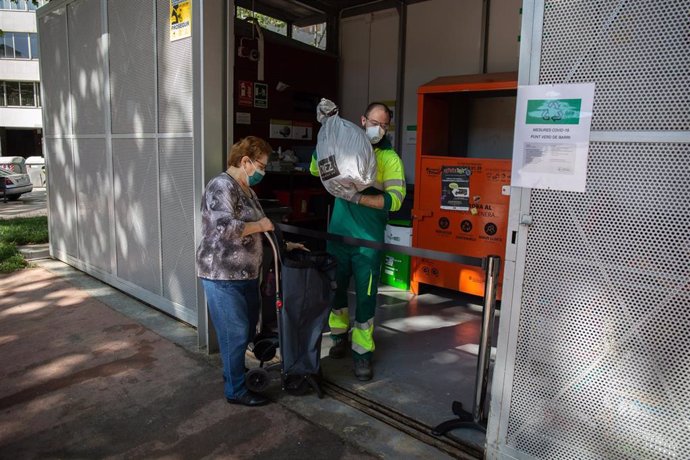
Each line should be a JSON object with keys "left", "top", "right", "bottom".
{"left": 380, "top": 219, "right": 412, "bottom": 290}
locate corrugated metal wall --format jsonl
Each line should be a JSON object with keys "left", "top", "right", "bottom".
{"left": 487, "top": 0, "right": 690, "bottom": 458}
{"left": 38, "top": 0, "right": 199, "bottom": 326}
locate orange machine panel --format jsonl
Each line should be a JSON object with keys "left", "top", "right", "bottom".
{"left": 411, "top": 72, "right": 517, "bottom": 299}
{"left": 412, "top": 157, "right": 511, "bottom": 298}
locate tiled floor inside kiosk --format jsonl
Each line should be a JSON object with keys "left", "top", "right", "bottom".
{"left": 320, "top": 284, "right": 500, "bottom": 449}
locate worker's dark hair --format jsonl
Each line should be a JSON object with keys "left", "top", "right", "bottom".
{"left": 364, "top": 102, "right": 393, "bottom": 121}
{"left": 228, "top": 136, "right": 272, "bottom": 168}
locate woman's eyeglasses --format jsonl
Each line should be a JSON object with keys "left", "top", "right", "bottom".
{"left": 252, "top": 159, "right": 267, "bottom": 171}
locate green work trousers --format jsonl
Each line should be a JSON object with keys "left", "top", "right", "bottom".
{"left": 328, "top": 241, "right": 381, "bottom": 361}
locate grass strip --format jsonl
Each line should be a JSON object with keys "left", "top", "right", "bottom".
{"left": 0, "top": 241, "right": 26, "bottom": 273}
{"left": 0, "top": 216, "right": 49, "bottom": 273}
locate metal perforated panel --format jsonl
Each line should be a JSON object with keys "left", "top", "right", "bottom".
{"left": 159, "top": 138, "right": 197, "bottom": 323}
{"left": 37, "top": 8, "right": 71, "bottom": 135}
{"left": 38, "top": 0, "right": 199, "bottom": 327}
{"left": 539, "top": 0, "right": 690, "bottom": 131}
{"left": 113, "top": 139, "right": 161, "bottom": 294}
{"left": 486, "top": 1, "right": 690, "bottom": 458}
{"left": 67, "top": 0, "right": 105, "bottom": 135}
{"left": 156, "top": 0, "right": 193, "bottom": 133}
{"left": 46, "top": 138, "right": 78, "bottom": 257}
{"left": 108, "top": 0, "right": 156, "bottom": 134}
{"left": 505, "top": 142, "right": 690, "bottom": 458}
{"left": 74, "top": 139, "right": 112, "bottom": 273}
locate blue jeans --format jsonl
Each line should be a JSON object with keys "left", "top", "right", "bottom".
{"left": 201, "top": 278, "right": 260, "bottom": 399}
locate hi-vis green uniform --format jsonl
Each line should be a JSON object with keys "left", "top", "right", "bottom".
{"left": 311, "top": 138, "right": 406, "bottom": 361}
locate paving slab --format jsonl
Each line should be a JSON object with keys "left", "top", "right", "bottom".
{"left": 0, "top": 267, "right": 376, "bottom": 459}
{"left": 1, "top": 263, "right": 459, "bottom": 459}
{"left": 0, "top": 189, "right": 47, "bottom": 220}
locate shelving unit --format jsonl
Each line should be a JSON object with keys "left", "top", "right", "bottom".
{"left": 256, "top": 170, "right": 331, "bottom": 229}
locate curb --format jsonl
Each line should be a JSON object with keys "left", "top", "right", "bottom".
{"left": 17, "top": 243, "right": 51, "bottom": 261}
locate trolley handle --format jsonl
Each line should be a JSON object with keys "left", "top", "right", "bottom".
{"left": 263, "top": 231, "right": 283, "bottom": 310}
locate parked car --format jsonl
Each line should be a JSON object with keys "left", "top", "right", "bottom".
{"left": 0, "top": 169, "right": 33, "bottom": 201}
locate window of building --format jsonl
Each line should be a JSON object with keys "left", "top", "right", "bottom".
{"left": 292, "top": 23, "right": 327, "bottom": 50}
{"left": 236, "top": 6, "right": 287, "bottom": 36}
{"left": 0, "top": 81, "right": 40, "bottom": 107}
{"left": 13, "top": 32, "right": 30, "bottom": 59}
{"left": 5, "top": 82, "right": 20, "bottom": 106}
{"left": 19, "top": 82, "right": 34, "bottom": 106}
{"left": 0, "top": 0, "right": 45, "bottom": 10}
{"left": 234, "top": 6, "right": 327, "bottom": 51}
{"left": 1, "top": 33, "right": 14, "bottom": 58}
{"left": 0, "top": 0, "right": 23, "bottom": 9}
{"left": 0, "top": 32, "right": 39, "bottom": 59}
{"left": 27, "top": 0, "right": 46, "bottom": 10}
{"left": 29, "top": 33, "right": 39, "bottom": 58}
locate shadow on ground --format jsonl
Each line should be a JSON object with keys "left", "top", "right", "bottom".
{"left": 0, "top": 267, "right": 374, "bottom": 459}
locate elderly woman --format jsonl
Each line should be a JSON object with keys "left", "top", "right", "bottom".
{"left": 196, "top": 136, "right": 274, "bottom": 407}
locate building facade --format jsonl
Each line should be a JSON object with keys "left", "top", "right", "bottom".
{"left": 0, "top": 0, "right": 46, "bottom": 157}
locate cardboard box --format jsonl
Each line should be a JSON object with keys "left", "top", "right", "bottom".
{"left": 385, "top": 222, "right": 412, "bottom": 247}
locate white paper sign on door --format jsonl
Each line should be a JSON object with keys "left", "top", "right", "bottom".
{"left": 511, "top": 83, "right": 595, "bottom": 193}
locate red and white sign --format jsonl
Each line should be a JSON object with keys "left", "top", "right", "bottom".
{"left": 238, "top": 81, "right": 253, "bottom": 107}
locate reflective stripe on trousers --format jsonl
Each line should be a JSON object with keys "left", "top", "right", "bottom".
{"left": 328, "top": 307, "right": 349, "bottom": 337}
{"left": 327, "top": 241, "right": 381, "bottom": 357}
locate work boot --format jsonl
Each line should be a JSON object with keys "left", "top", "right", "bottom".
{"left": 353, "top": 359, "right": 372, "bottom": 381}
{"left": 328, "top": 337, "right": 348, "bottom": 359}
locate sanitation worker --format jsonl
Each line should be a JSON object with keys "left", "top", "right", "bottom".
{"left": 310, "top": 102, "right": 406, "bottom": 381}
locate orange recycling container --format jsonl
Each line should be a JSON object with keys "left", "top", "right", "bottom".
{"left": 411, "top": 72, "right": 517, "bottom": 299}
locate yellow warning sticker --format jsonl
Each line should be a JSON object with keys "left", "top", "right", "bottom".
{"left": 170, "top": 0, "right": 191, "bottom": 42}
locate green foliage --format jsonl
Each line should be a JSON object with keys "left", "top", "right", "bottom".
{"left": 0, "top": 241, "right": 18, "bottom": 260}
{"left": 0, "top": 242, "right": 26, "bottom": 273}
{"left": 236, "top": 6, "right": 287, "bottom": 33}
{"left": 0, "top": 217, "right": 48, "bottom": 273}
{"left": 0, "top": 216, "right": 49, "bottom": 245}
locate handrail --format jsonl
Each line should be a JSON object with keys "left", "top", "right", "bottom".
{"left": 277, "top": 223, "right": 484, "bottom": 268}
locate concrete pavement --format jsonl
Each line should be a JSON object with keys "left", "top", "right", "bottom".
{"left": 0, "top": 260, "right": 458, "bottom": 459}
{"left": 0, "top": 266, "right": 377, "bottom": 459}
{"left": 0, "top": 188, "right": 47, "bottom": 220}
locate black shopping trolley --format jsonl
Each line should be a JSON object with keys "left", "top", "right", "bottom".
{"left": 246, "top": 231, "right": 336, "bottom": 398}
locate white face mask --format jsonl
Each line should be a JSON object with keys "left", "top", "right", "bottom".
{"left": 365, "top": 125, "right": 384, "bottom": 144}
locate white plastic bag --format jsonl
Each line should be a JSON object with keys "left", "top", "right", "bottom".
{"left": 315, "top": 99, "right": 377, "bottom": 201}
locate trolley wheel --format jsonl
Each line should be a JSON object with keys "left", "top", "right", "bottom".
{"left": 284, "top": 375, "right": 310, "bottom": 396}
{"left": 246, "top": 368, "right": 270, "bottom": 393}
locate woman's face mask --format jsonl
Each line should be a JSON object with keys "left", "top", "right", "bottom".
{"left": 244, "top": 159, "right": 265, "bottom": 186}
{"left": 365, "top": 125, "right": 385, "bottom": 144}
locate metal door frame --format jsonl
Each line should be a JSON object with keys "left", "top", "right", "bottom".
{"left": 486, "top": 0, "right": 690, "bottom": 458}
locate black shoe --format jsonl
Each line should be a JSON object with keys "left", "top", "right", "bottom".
{"left": 226, "top": 391, "right": 269, "bottom": 407}
{"left": 353, "top": 359, "right": 372, "bottom": 381}
{"left": 328, "top": 338, "right": 348, "bottom": 359}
